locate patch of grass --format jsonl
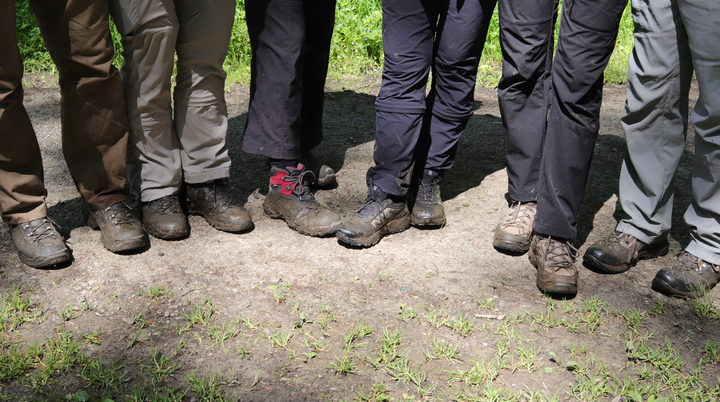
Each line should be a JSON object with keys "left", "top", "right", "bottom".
{"left": 0, "top": 285, "right": 40, "bottom": 332}
{"left": 424, "top": 336, "right": 460, "bottom": 363}
{"left": 398, "top": 303, "right": 417, "bottom": 322}
{"left": 331, "top": 351, "right": 357, "bottom": 375}
{"left": 344, "top": 320, "right": 374, "bottom": 347}
{"left": 445, "top": 313, "right": 475, "bottom": 337}
{"left": 142, "top": 284, "right": 172, "bottom": 299}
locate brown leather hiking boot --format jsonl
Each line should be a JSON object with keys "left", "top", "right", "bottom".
{"left": 493, "top": 201, "right": 537, "bottom": 254}
{"left": 10, "top": 217, "right": 71, "bottom": 268}
{"left": 652, "top": 251, "right": 720, "bottom": 299}
{"left": 528, "top": 234, "right": 578, "bottom": 296}
{"left": 583, "top": 231, "right": 669, "bottom": 273}
{"left": 142, "top": 195, "right": 189, "bottom": 240}
{"left": 410, "top": 169, "right": 445, "bottom": 227}
{"left": 263, "top": 164, "right": 342, "bottom": 236}
{"left": 336, "top": 185, "right": 410, "bottom": 247}
{"left": 187, "top": 179, "right": 253, "bottom": 233}
{"left": 88, "top": 201, "right": 148, "bottom": 253}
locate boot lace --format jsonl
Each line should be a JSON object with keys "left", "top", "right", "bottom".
{"left": 284, "top": 170, "right": 317, "bottom": 202}
{"left": 23, "top": 218, "right": 60, "bottom": 243}
{"left": 499, "top": 201, "right": 536, "bottom": 234}
{"left": 543, "top": 237, "right": 578, "bottom": 273}
{"left": 104, "top": 202, "right": 137, "bottom": 226}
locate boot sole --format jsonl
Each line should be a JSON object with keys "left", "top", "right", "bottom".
{"left": 336, "top": 214, "right": 411, "bottom": 248}
{"left": 410, "top": 214, "right": 446, "bottom": 227}
{"left": 18, "top": 250, "right": 71, "bottom": 269}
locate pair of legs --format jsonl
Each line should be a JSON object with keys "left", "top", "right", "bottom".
{"left": 242, "top": 0, "right": 342, "bottom": 237}
{"left": 493, "top": 0, "right": 627, "bottom": 295}
{"left": 0, "top": 0, "right": 146, "bottom": 267}
{"left": 584, "top": 0, "right": 720, "bottom": 298}
{"left": 110, "top": 0, "right": 252, "bottom": 239}
{"left": 336, "top": 0, "right": 496, "bottom": 247}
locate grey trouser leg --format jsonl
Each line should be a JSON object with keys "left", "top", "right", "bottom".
{"left": 110, "top": 0, "right": 234, "bottom": 202}
{"left": 616, "top": 0, "right": 720, "bottom": 264}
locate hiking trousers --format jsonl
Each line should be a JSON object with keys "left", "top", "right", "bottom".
{"left": 0, "top": 0, "right": 129, "bottom": 225}
{"left": 368, "top": 0, "right": 497, "bottom": 197}
{"left": 498, "top": 0, "right": 627, "bottom": 241}
{"left": 242, "top": 0, "right": 337, "bottom": 160}
{"left": 616, "top": 0, "right": 720, "bottom": 265}
{"left": 109, "top": 0, "right": 235, "bottom": 202}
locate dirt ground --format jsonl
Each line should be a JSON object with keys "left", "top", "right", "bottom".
{"left": 1, "top": 78, "right": 718, "bottom": 401}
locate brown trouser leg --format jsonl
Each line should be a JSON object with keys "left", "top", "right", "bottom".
{"left": 0, "top": 0, "right": 48, "bottom": 225}
{"left": 29, "top": 0, "right": 130, "bottom": 211}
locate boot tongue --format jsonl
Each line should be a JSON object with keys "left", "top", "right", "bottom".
{"left": 370, "top": 185, "right": 388, "bottom": 201}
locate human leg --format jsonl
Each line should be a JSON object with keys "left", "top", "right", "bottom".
{"left": 493, "top": 0, "right": 555, "bottom": 253}
{"left": 31, "top": 0, "right": 146, "bottom": 252}
{"left": 410, "top": 0, "right": 497, "bottom": 227}
{"left": 584, "top": 0, "right": 691, "bottom": 272}
{"left": 0, "top": 0, "right": 70, "bottom": 267}
{"left": 336, "top": 0, "right": 437, "bottom": 246}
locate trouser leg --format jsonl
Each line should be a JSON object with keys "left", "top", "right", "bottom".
{"left": 174, "top": 0, "right": 235, "bottom": 184}
{"left": 534, "top": 0, "right": 627, "bottom": 241}
{"left": 420, "top": 0, "right": 496, "bottom": 173}
{"left": 243, "top": 0, "right": 304, "bottom": 159}
{"left": 109, "top": 0, "right": 181, "bottom": 202}
{"left": 0, "top": 0, "right": 48, "bottom": 224}
{"left": 615, "top": 0, "right": 692, "bottom": 244}
{"left": 30, "top": 0, "right": 130, "bottom": 210}
{"left": 679, "top": 0, "right": 720, "bottom": 265}
{"left": 497, "top": 0, "right": 556, "bottom": 202}
{"left": 299, "top": 0, "right": 336, "bottom": 151}
{"left": 367, "top": 0, "right": 436, "bottom": 197}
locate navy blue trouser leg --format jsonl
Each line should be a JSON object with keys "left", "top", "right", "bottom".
{"left": 368, "top": 0, "right": 495, "bottom": 197}
{"left": 534, "top": 0, "right": 627, "bottom": 241}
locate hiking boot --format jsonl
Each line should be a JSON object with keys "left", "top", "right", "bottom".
{"left": 10, "top": 217, "right": 71, "bottom": 268}
{"left": 410, "top": 169, "right": 445, "bottom": 227}
{"left": 142, "top": 195, "right": 189, "bottom": 240}
{"left": 263, "top": 164, "right": 342, "bottom": 236}
{"left": 583, "top": 231, "right": 669, "bottom": 274}
{"left": 528, "top": 234, "right": 578, "bottom": 296}
{"left": 336, "top": 185, "right": 410, "bottom": 247}
{"left": 493, "top": 201, "right": 537, "bottom": 254}
{"left": 88, "top": 201, "right": 148, "bottom": 253}
{"left": 298, "top": 152, "right": 337, "bottom": 187}
{"left": 652, "top": 251, "right": 720, "bottom": 299}
{"left": 187, "top": 179, "right": 253, "bottom": 233}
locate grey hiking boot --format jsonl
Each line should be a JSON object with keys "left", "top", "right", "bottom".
{"left": 10, "top": 217, "right": 71, "bottom": 268}
{"left": 583, "top": 231, "right": 669, "bottom": 273}
{"left": 263, "top": 164, "right": 342, "bottom": 236}
{"left": 528, "top": 234, "right": 578, "bottom": 296}
{"left": 652, "top": 251, "right": 720, "bottom": 299}
{"left": 142, "top": 195, "right": 189, "bottom": 240}
{"left": 336, "top": 185, "right": 410, "bottom": 247}
{"left": 187, "top": 179, "right": 253, "bottom": 233}
{"left": 410, "top": 169, "right": 445, "bottom": 227}
{"left": 88, "top": 201, "right": 148, "bottom": 253}
{"left": 493, "top": 201, "right": 537, "bottom": 254}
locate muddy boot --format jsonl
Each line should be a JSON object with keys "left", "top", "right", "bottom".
{"left": 88, "top": 201, "right": 148, "bottom": 253}
{"left": 142, "top": 195, "right": 189, "bottom": 240}
{"left": 10, "top": 217, "right": 71, "bottom": 268}
{"left": 187, "top": 179, "right": 253, "bottom": 233}
{"left": 335, "top": 185, "right": 410, "bottom": 247}
{"left": 410, "top": 169, "right": 445, "bottom": 227}
{"left": 263, "top": 164, "right": 342, "bottom": 236}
